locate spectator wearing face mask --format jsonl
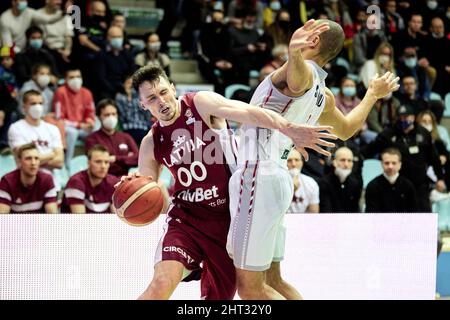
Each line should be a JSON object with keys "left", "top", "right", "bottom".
{"left": 365, "top": 148, "right": 418, "bottom": 212}
{"left": 264, "top": 9, "right": 292, "bottom": 47}
{"left": 319, "top": 147, "right": 362, "bottom": 213}
{"left": 366, "top": 92, "right": 401, "bottom": 134}
{"left": 19, "top": 64, "right": 53, "bottom": 115}
{"left": 8, "top": 90, "right": 64, "bottom": 188}
{"left": 263, "top": 0, "right": 282, "bottom": 28}
{"left": 362, "top": 104, "right": 444, "bottom": 212}
{"left": 52, "top": 68, "right": 96, "bottom": 168}
{"left": 135, "top": 32, "right": 171, "bottom": 77}
{"left": 94, "top": 26, "right": 137, "bottom": 101}
{"left": 334, "top": 77, "right": 377, "bottom": 144}
{"left": 85, "top": 99, "right": 138, "bottom": 177}
{"left": 360, "top": 42, "right": 396, "bottom": 89}
{"left": 286, "top": 149, "right": 319, "bottom": 214}
{"left": 0, "top": 0, "right": 65, "bottom": 53}
{"left": 13, "top": 26, "right": 59, "bottom": 86}
{"left": 396, "top": 47, "right": 435, "bottom": 100}
{"left": 423, "top": 17, "right": 450, "bottom": 96}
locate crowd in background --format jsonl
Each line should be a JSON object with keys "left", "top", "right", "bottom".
{"left": 0, "top": 0, "right": 449, "bottom": 217}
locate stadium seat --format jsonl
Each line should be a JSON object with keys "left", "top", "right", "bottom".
{"left": 69, "top": 155, "right": 88, "bottom": 176}
{"left": 430, "top": 91, "right": 443, "bottom": 101}
{"left": 170, "top": 59, "right": 205, "bottom": 84}
{"left": 0, "top": 154, "right": 16, "bottom": 178}
{"left": 433, "top": 198, "right": 450, "bottom": 232}
{"left": 336, "top": 57, "right": 350, "bottom": 72}
{"left": 54, "top": 166, "right": 70, "bottom": 189}
{"left": 362, "top": 159, "right": 383, "bottom": 189}
{"left": 347, "top": 73, "right": 360, "bottom": 83}
{"left": 444, "top": 93, "right": 450, "bottom": 118}
{"left": 224, "top": 84, "right": 251, "bottom": 99}
{"left": 437, "top": 125, "right": 450, "bottom": 152}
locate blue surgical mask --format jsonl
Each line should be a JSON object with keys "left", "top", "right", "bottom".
{"left": 110, "top": 38, "right": 124, "bottom": 49}
{"left": 342, "top": 87, "right": 356, "bottom": 97}
{"left": 404, "top": 57, "right": 417, "bottom": 68}
{"left": 29, "top": 39, "right": 43, "bottom": 49}
{"left": 270, "top": 1, "right": 281, "bottom": 11}
{"left": 17, "top": 1, "right": 28, "bottom": 12}
{"left": 398, "top": 119, "right": 414, "bottom": 131}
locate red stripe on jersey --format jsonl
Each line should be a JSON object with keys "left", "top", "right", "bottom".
{"left": 263, "top": 88, "right": 273, "bottom": 106}
{"left": 281, "top": 99, "right": 293, "bottom": 114}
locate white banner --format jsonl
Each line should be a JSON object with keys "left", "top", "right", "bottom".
{"left": 0, "top": 214, "right": 437, "bottom": 300}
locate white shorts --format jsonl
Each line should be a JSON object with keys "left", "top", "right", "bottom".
{"left": 226, "top": 161, "right": 293, "bottom": 271}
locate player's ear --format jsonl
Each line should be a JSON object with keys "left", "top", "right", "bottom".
{"left": 311, "top": 35, "right": 320, "bottom": 49}
{"left": 170, "top": 82, "right": 176, "bottom": 94}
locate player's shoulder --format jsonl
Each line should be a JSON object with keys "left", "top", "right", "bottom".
{"left": 67, "top": 170, "right": 88, "bottom": 187}
{"left": 1, "top": 169, "right": 19, "bottom": 185}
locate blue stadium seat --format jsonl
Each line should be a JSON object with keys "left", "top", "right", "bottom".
{"left": 444, "top": 93, "right": 450, "bottom": 117}
{"left": 430, "top": 91, "right": 443, "bottom": 101}
{"left": 224, "top": 84, "right": 251, "bottom": 99}
{"left": 437, "top": 125, "right": 450, "bottom": 152}
{"left": 336, "top": 57, "right": 350, "bottom": 72}
{"left": 433, "top": 198, "right": 450, "bottom": 232}
{"left": 54, "top": 166, "right": 70, "bottom": 189}
{"left": 0, "top": 154, "right": 16, "bottom": 178}
{"left": 69, "top": 155, "right": 88, "bottom": 176}
{"left": 362, "top": 159, "right": 383, "bottom": 189}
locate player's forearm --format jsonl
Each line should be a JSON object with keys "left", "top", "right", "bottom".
{"left": 341, "top": 92, "right": 378, "bottom": 140}
{"left": 286, "top": 50, "right": 313, "bottom": 94}
{"left": 248, "top": 107, "right": 290, "bottom": 131}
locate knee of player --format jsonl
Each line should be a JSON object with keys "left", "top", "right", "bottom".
{"left": 236, "top": 278, "right": 263, "bottom": 299}
{"left": 150, "top": 274, "right": 179, "bottom": 293}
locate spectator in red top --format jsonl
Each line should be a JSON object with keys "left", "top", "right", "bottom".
{"left": 0, "top": 143, "right": 58, "bottom": 213}
{"left": 85, "top": 99, "right": 138, "bottom": 177}
{"left": 62, "top": 144, "right": 119, "bottom": 213}
{"left": 52, "top": 68, "right": 96, "bottom": 168}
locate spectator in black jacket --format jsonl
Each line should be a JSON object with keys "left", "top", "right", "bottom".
{"left": 94, "top": 26, "right": 136, "bottom": 101}
{"left": 365, "top": 148, "right": 418, "bottom": 213}
{"left": 14, "top": 26, "right": 59, "bottom": 86}
{"left": 362, "top": 104, "right": 444, "bottom": 212}
{"left": 319, "top": 147, "right": 362, "bottom": 213}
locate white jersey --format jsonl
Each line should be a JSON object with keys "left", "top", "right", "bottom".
{"left": 237, "top": 61, "right": 328, "bottom": 168}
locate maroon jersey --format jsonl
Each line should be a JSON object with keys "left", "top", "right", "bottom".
{"left": 0, "top": 169, "right": 57, "bottom": 213}
{"left": 61, "top": 170, "right": 119, "bottom": 213}
{"left": 152, "top": 93, "right": 236, "bottom": 221}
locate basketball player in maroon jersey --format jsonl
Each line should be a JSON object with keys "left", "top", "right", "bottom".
{"left": 118, "top": 65, "right": 336, "bottom": 300}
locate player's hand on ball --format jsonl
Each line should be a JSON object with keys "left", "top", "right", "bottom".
{"left": 114, "top": 171, "right": 154, "bottom": 188}
{"left": 368, "top": 72, "right": 400, "bottom": 100}
{"left": 282, "top": 124, "right": 337, "bottom": 161}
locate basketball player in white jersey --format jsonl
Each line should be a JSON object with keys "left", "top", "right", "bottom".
{"left": 227, "top": 19, "right": 400, "bottom": 299}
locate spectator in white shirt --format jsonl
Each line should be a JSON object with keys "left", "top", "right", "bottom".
{"left": 0, "top": 0, "right": 64, "bottom": 52}
{"left": 287, "top": 149, "right": 320, "bottom": 214}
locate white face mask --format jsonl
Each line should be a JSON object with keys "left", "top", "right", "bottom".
{"left": 378, "top": 54, "right": 390, "bottom": 65}
{"left": 289, "top": 168, "right": 300, "bottom": 177}
{"left": 421, "top": 123, "right": 433, "bottom": 132}
{"left": 383, "top": 172, "right": 399, "bottom": 184}
{"left": 67, "top": 77, "right": 83, "bottom": 91}
{"left": 102, "top": 116, "right": 118, "bottom": 130}
{"left": 335, "top": 167, "right": 352, "bottom": 183}
{"left": 37, "top": 74, "right": 50, "bottom": 88}
{"left": 148, "top": 42, "right": 161, "bottom": 52}
{"left": 28, "top": 103, "right": 44, "bottom": 119}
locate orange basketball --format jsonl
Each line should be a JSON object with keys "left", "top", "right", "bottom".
{"left": 113, "top": 176, "right": 164, "bottom": 226}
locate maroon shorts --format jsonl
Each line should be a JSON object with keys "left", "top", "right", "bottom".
{"left": 155, "top": 206, "right": 236, "bottom": 300}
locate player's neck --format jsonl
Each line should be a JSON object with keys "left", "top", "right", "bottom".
{"left": 87, "top": 170, "right": 103, "bottom": 188}
{"left": 20, "top": 171, "right": 37, "bottom": 187}
{"left": 25, "top": 116, "right": 41, "bottom": 126}
{"left": 302, "top": 52, "right": 326, "bottom": 68}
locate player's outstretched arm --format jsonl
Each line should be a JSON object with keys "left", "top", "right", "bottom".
{"left": 195, "top": 91, "right": 337, "bottom": 160}
{"left": 272, "top": 19, "right": 329, "bottom": 96}
{"left": 319, "top": 72, "right": 400, "bottom": 140}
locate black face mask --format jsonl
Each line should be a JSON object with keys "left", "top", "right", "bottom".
{"left": 278, "top": 20, "right": 290, "bottom": 31}
{"left": 91, "top": 15, "right": 106, "bottom": 25}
